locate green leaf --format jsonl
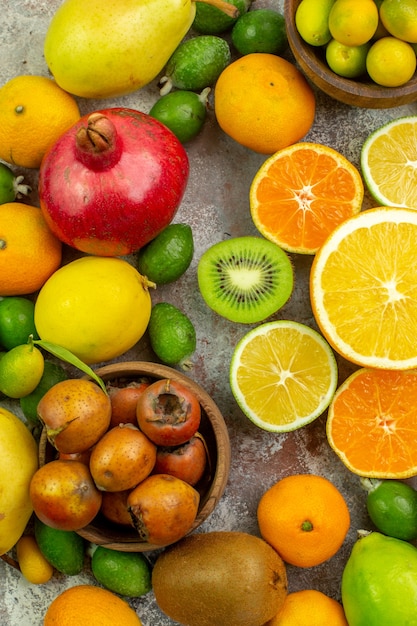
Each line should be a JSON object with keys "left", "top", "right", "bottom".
{"left": 33, "top": 339, "right": 107, "bottom": 394}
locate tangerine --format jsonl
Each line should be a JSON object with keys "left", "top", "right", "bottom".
{"left": 267, "top": 589, "right": 348, "bottom": 625}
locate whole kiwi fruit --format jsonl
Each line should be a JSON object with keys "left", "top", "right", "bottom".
{"left": 152, "top": 530, "right": 288, "bottom": 626}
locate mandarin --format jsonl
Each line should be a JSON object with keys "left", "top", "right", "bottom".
{"left": 257, "top": 474, "right": 350, "bottom": 568}
{"left": 214, "top": 53, "right": 315, "bottom": 154}
{"left": 267, "top": 589, "right": 348, "bottom": 626}
{"left": 0, "top": 203, "right": 62, "bottom": 296}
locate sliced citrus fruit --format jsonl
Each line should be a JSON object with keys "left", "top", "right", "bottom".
{"left": 310, "top": 207, "right": 417, "bottom": 370}
{"left": 327, "top": 368, "right": 417, "bottom": 478}
{"left": 249, "top": 142, "right": 364, "bottom": 255}
{"left": 361, "top": 116, "right": 417, "bottom": 208}
{"left": 229, "top": 320, "right": 338, "bottom": 432}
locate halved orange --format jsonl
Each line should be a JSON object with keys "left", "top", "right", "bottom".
{"left": 310, "top": 207, "right": 417, "bottom": 370}
{"left": 327, "top": 368, "right": 417, "bottom": 478}
{"left": 249, "top": 142, "right": 364, "bottom": 254}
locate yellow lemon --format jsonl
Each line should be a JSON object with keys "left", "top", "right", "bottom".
{"left": 366, "top": 37, "right": 416, "bottom": 87}
{"left": 380, "top": 0, "right": 417, "bottom": 43}
{"left": 0, "top": 343, "right": 44, "bottom": 399}
{"left": 329, "top": 0, "right": 379, "bottom": 46}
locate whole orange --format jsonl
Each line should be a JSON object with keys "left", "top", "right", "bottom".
{"left": 44, "top": 584, "right": 142, "bottom": 626}
{"left": 37, "top": 378, "right": 112, "bottom": 454}
{"left": 0, "top": 203, "right": 62, "bottom": 296}
{"left": 257, "top": 474, "right": 350, "bottom": 568}
{"left": 267, "top": 589, "right": 348, "bottom": 625}
{"left": 214, "top": 53, "right": 315, "bottom": 154}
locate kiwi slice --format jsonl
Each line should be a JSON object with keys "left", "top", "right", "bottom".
{"left": 197, "top": 236, "right": 293, "bottom": 323}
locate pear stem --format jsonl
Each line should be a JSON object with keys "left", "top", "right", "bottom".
{"left": 196, "top": 0, "right": 239, "bottom": 18}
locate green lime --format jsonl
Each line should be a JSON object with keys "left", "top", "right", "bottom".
{"left": 20, "top": 360, "right": 68, "bottom": 424}
{"left": 192, "top": 0, "right": 251, "bottom": 34}
{"left": 91, "top": 545, "right": 152, "bottom": 597}
{"left": 149, "top": 88, "right": 210, "bottom": 143}
{"left": 159, "top": 36, "right": 231, "bottom": 95}
{"left": 326, "top": 39, "right": 370, "bottom": 78}
{"left": 231, "top": 9, "right": 287, "bottom": 55}
{"left": 0, "top": 162, "right": 31, "bottom": 204}
{"left": 0, "top": 342, "right": 44, "bottom": 398}
{"left": 34, "top": 516, "right": 85, "bottom": 575}
{"left": 363, "top": 478, "right": 417, "bottom": 541}
{"left": 0, "top": 296, "right": 39, "bottom": 350}
{"left": 148, "top": 302, "right": 196, "bottom": 368}
{"left": 136, "top": 223, "right": 194, "bottom": 285}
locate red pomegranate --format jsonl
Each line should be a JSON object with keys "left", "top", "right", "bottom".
{"left": 38, "top": 108, "right": 189, "bottom": 256}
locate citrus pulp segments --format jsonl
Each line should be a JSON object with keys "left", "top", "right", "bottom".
{"left": 249, "top": 142, "right": 364, "bottom": 255}
{"left": 361, "top": 116, "right": 417, "bottom": 208}
{"left": 229, "top": 320, "right": 338, "bottom": 432}
{"left": 310, "top": 207, "right": 417, "bottom": 370}
{"left": 327, "top": 368, "right": 417, "bottom": 478}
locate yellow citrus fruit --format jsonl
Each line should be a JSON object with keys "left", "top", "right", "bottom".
{"left": 34, "top": 256, "right": 154, "bottom": 365}
{"left": 257, "top": 474, "right": 350, "bottom": 568}
{"left": 310, "top": 207, "right": 417, "bottom": 370}
{"left": 0, "top": 75, "right": 80, "bottom": 169}
{"left": 366, "top": 36, "right": 416, "bottom": 87}
{"left": 380, "top": 0, "right": 417, "bottom": 43}
{"left": 0, "top": 203, "right": 62, "bottom": 297}
{"left": 16, "top": 535, "right": 54, "bottom": 585}
{"left": 43, "top": 584, "right": 142, "bottom": 626}
{"left": 360, "top": 116, "right": 417, "bottom": 208}
{"left": 0, "top": 343, "right": 44, "bottom": 398}
{"left": 214, "top": 53, "right": 315, "bottom": 154}
{"left": 267, "top": 589, "right": 348, "bottom": 625}
{"left": 328, "top": 0, "right": 379, "bottom": 46}
{"left": 229, "top": 320, "right": 338, "bottom": 432}
{"left": 249, "top": 142, "right": 364, "bottom": 254}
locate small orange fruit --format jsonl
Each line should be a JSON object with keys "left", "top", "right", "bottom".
{"left": 0, "top": 75, "right": 80, "bottom": 169}
{"left": 108, "top": 381, "right": 150, "bottom": 427}
{"left": 89, "top": 424, "right": 157, "bottom": 492}
{"left": 249, "top": 142, "right": 364, "bottom": 254}
{"left": 44, "top": 584, "right": 142, "bottom": 626}
{"left": 257, "top": 474, "right": 350, "bottom": 568}
{"left": 267, "top": 589, "right": 348, "bottom": 625}
{"left": 16, "top": 534, "right": 54, "bottom": 585}
{"left": 327, "top": 368, "right": 417, "bottom": 478}
{"left": 214, "top": 53, "right": 315, "bottom": 154}
{"left": 0, "top": 203, "right": 62, "bottom": 296}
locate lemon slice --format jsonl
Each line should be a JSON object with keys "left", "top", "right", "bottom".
{"left": 361, "top": 116, "right": 417, "bottom": 208}
{"left": 229, "top": 320, "right": 338, "bottom": 432}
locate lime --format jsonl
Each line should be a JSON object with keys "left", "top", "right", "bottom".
{"left": 0, "top": 296, "right": 39, "bottom": 350}
{"left": 295, "top": 0, "right": 336, "bottom": 46}
{"left": 91, "top": 545, "right": 152, "bottom": 597}
{"left": 363, "top": 478, "right": 417, "bottom": 541}
{"left": 159, "top": 36, "right": 231, "bottom": 95}
{"left": 0, "top": 342, "right": 44, "bottom": 398}
{"left": 192, "top": 0, "right": 251, "bottom": 34}
{"left": 136, "top": 223, "right": 194, "bottom": 285}
{"left": 34, "top": 516, "right": 85, "bottom": 575}
{"left": 326, "top": 39, "right": 370, "bottom": 78}
{"left": 0, "top": 162, "right": 31, "bottom": 204}
{"left": 149, "top": 88, "right": 210, "bottom": 143}
{"left": 20, "top": 360, "right": 68, "bottom": 424}
{"left": 148, "top": 302, "right": 196, "bottom": 368}
{"left": 231, "top": 9, "right": 287, "bottom": 55}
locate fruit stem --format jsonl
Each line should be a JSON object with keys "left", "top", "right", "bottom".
{"left": 196, "top": 0, "right": 239, "bottom": 18}
{"left": 360, "top": 477, "right": 383, "bottom": 494}
{"left": 14, "top": 175, "right": 31, "bottom": 198}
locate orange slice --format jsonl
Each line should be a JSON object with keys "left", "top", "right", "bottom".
{"left": 310, "top": 206, "right": 417, "bottom": 370}
{"left": 249, "top": 142, "right": 364, "bottom": 254}
{"left": 327, "top": 368, "right": 417, "bottom": 478}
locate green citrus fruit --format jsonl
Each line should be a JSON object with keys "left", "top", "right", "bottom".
{"left": 326, "top": 39, "right": 370, "bottom": 77}
{"left": 136, "top": 223, "right": 194, "bottom": 285}
{"left": 19, "top": 360, "right": 68, "bottom": 424}
{"left": 0, "top": 296, "right": 39, "bottom": 350}
{"left": 295, "top": 0, "right": 336, "bottom": 46}
{"left": 192, "top": 0, "right": 251, "bottom": 34}
{"left": 148, "top": 302, "right": 196, "bottom": 368}
{"left": 231, "top": 9, "right": 287, "bottom": 55}
{"left": 363, "top": 478, "right": 417, "bottom": 541}
{"left": 0, "top": 342, "right": 44, "bottom": 398}
{"left": 34, "top": 516, "right": 85, "bottom": 575}
{"left": 91, "top": 545, "right": 152, "bottom": 597}
{"left": 0, "top": 163, "right": 31, "bottom": 204}
{"left": 149, "top": 88, "right": 210, "bottom": 143}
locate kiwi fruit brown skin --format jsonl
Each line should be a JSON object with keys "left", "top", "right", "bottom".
{"left": 152, "top": 530, "right": 288, "bottom": 626}
{"left": 197, "top": 236, "right": 294, "bottom": 324}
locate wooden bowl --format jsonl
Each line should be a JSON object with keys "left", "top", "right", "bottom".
{"left": 39, "top": 361, "right": 231, "bottom": 552}
{"left": 285, "top": 0, "right": 417, "bottom": 109}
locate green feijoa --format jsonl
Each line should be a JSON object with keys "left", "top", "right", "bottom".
{"left": 192, "top": 0, "right": 251, "bottom": 34}
{"left": 91, "top": 545, "right": 152, "bottom": 597}
{"left": 34, "top": 516, "right": 85, "bottom": 575}
{"left": 20, "top": 359, "right": 68, "bottom": 424}
{"left": 159, "top": 36, "right": 231, "bottom": 95}
{"left": 136, "top": 223, "right": 194, "bottom": 285}
{"left": 231, "top": 9, "right": 288, "bottom": 55}
{"left": 363, "top": 478, "right": 417, "bottom": 542}
{"left": 148, "top": 302, "right": 196, "bottom": 369}
{"left": 0, "top": 296, "right": 39, "bottom": 350}
{"left": 0, "top": 162, "right": 31, "bottom": 204}
{"left": 149, "top": 88, "right": 210, "bottom": 143}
